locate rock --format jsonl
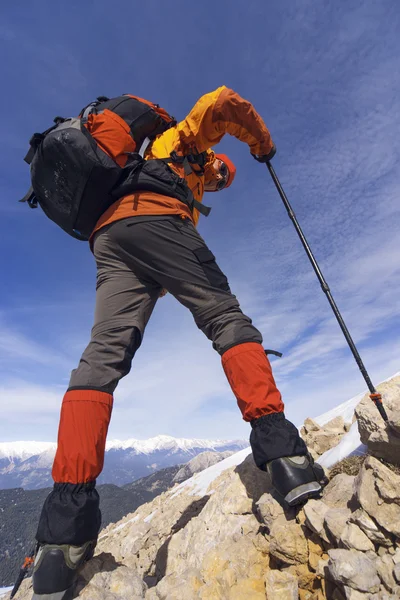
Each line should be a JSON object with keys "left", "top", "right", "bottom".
{"left": 252, "top": 531, "right": 270, "bottom": 555}
{"left": 302, "top": 416, "right": 347, "bottom": 457}
{"left": 324, "top": 416, "right": 346, "bottom": 433}
{"left": 327, "top": 548, "right": 380, "bottom": 593}
{"left": 297, "top": 509, "right": 307, "bottom": 526}
{"left": 78, "top": 560, "right": 147, "bottom": 599}
{"left": 309, "top": 551, "right": 321, "bottom": 572}
{"left": 354, "top": 456, "right": 400, "bottom": 537}
{"left": 342, "top": 587, "right": 370, "bottom": 599}
{"left": 304, "top": 418, "right": 322, "bottom": 433}
{"left": 388, "top": 410, "right": 400, "bottom": 434}
{"left": 265, "top": 569, "right": 298, "bottom": 599}
{"left": 307, "top": 532, "right": 324, "bottom": 556}
{"left": 299, "top": 589, "right": 313, "bottom": 600}
{"left": 153, "top": 569, "right": 207, "bottom": 600}
{"left": 316, "top": 556, "right": 329, "bottom": 577}
{"left": 392, "top": 548, "right": 400, "bottom": 564}
{"left": 303, "top": 499, "right": 330, "bottom": 542}
{"left": 291, "top": 563, "right": 318, "bottom": 591}
{"left": 341, "top": 522, "right": 375, "bottom": 552}
{"left": 349, "top": 508, "right": 392, "bottom": 547}
{"left": 322, "top": 473, "right": 356, "bottom": 509}
{"left": 394, "top": 562, "right": 400, "bottom": 584}
{"left": 331, "top": 587, "right": 346, "bottom": 600}
{"left": 308, "top": 534, "right": 324, "bottom": 571}
{"left": 308, "top": 430, "right": 343, "bottom": 455}
{"left": 269, "top": 522, "right": 309, "bottom": 565}
{"left": 255, "top": 492, "right": 289, "bottom": 530}
{"left": 355, "top": 378, "right": 400, "bottom": 466}
{"left": 324, "top": 508, "right": 352, "bottom": 543}
{"left": 365, "top": 429, "right": 400, "bottom": 467}
{"left": 344, "top": 422, "right": 352, "bottom": 432}
{"left": 376, "top": 554, "right": 397, "bottom": 593}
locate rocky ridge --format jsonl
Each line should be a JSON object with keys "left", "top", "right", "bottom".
{"left": 8, "top": 375, "right": 400, "bottom": 600}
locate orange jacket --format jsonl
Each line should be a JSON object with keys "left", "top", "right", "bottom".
{"left": 92, "top": 86, "right": 274, "bottom": 235}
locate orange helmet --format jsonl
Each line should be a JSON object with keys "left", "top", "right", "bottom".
{"left": 215, "top": 154, "right": 236, "bottom": 189}
{"left": 205, "top": 153, "right": 236, "bottom": 192}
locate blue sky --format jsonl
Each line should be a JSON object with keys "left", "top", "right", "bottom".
{"left": 1, "top": 0, "right": 399, "bottom": 442}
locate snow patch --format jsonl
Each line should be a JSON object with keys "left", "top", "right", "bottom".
{"left": 144, "top": 510, "right": 158, "bottom": 523}
{"left": 317, "top": 421, "right": 367, "bottom": 469}
{"left": 169, "top": 447, "right": 252, "bottom": 499}
{"left": 109, "top": 514, "right": 141, "bottom": 534}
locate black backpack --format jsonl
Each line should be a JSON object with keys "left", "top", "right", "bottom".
{"left": 20, "top": 95, "right": 209, "bottom": 241}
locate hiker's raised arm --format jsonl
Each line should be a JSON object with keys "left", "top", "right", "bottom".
{"left": 177, "top": 86, "right": 275, "bottom": 157}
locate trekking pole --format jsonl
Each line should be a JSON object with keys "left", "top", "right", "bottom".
{"left": 266, "top": 161, "right": 388, "bottom": 422}
{"left": 10, "top": 545, "right": 36, "bottom": 598}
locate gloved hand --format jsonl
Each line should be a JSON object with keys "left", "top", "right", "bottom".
{"left": 252, "top": 143, "right": 276, "bottom": 163}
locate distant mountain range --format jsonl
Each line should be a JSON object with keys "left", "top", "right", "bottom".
{"left": 0, "top": 435, "right": 248, "bottom": 490}
{"left": 0, "top": 464, "right": 182, "bottom": 587}
{"left": 0, "top": 450, "right": 234, "bottom": 587}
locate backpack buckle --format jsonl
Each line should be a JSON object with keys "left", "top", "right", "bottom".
{"left": 24, "top": 133, "right": 44, "bottom": 164}
{"left": 29, "top": 132, "right": 44, "bottom": 148}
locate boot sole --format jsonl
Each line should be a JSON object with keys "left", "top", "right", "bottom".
{"left": 284, "top": 481, "right": 322, "bottom": 506}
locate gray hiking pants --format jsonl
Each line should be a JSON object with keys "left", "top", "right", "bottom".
{"left": 69, "top": 216, "right": 262, "bottom": 394}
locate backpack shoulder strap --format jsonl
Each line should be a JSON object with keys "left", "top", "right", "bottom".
{"left": 162, "top": 151, "right": 211, "bottom": 216}
{"left": 19, "top": 186, "right": 37, "bottom": 208}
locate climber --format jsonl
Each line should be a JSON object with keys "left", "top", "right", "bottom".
{"left": 30, "top": 86, "right": 325, "bottom": 600}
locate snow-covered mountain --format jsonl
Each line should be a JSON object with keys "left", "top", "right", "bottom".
{"left": 0, "top": 435, "right": 248, "bottom": 490}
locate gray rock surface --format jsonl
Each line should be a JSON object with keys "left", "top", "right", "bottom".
{"left": 349, "top": 508, "right": 392, "bottom": 546}
{"left": 355, "top": 378, "right": 400, "bottom": 466}
{"left": 265, "top": 569, "right": 298, "bottom": 599}
{"left": 340, "top": 522, "right": 375, "bottom": 552}
{"left": 354, "top": 456, "right": 400, "bottom": 537}
{"left": 327, "top": 548, "right": 380, "bottom": 593}
{"left": 322, "top": 473, "right": 356, "bottom": 509}
{"left": 324, "top": 507, "right": 352, "bottom": 543}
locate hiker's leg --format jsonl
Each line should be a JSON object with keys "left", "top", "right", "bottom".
{"left": 104, "top": 216, "right": 307, "bottom": 468}
{"left": 36, "top": 223, "right": 160, "bottom": 547}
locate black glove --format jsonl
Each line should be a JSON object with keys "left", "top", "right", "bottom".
{"left": 252, "top": 143, "right": 276, "bottom": 163}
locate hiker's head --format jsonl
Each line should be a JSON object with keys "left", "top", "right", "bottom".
{"left": 204, "top": 154, "right": 236, "bottom": 192}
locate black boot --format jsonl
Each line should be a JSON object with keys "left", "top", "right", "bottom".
{"left": 267, "top": 454, "right": 328, "bottom": 506}
{"left": 32, "top": 540, "right": 96, "bottom": 599}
